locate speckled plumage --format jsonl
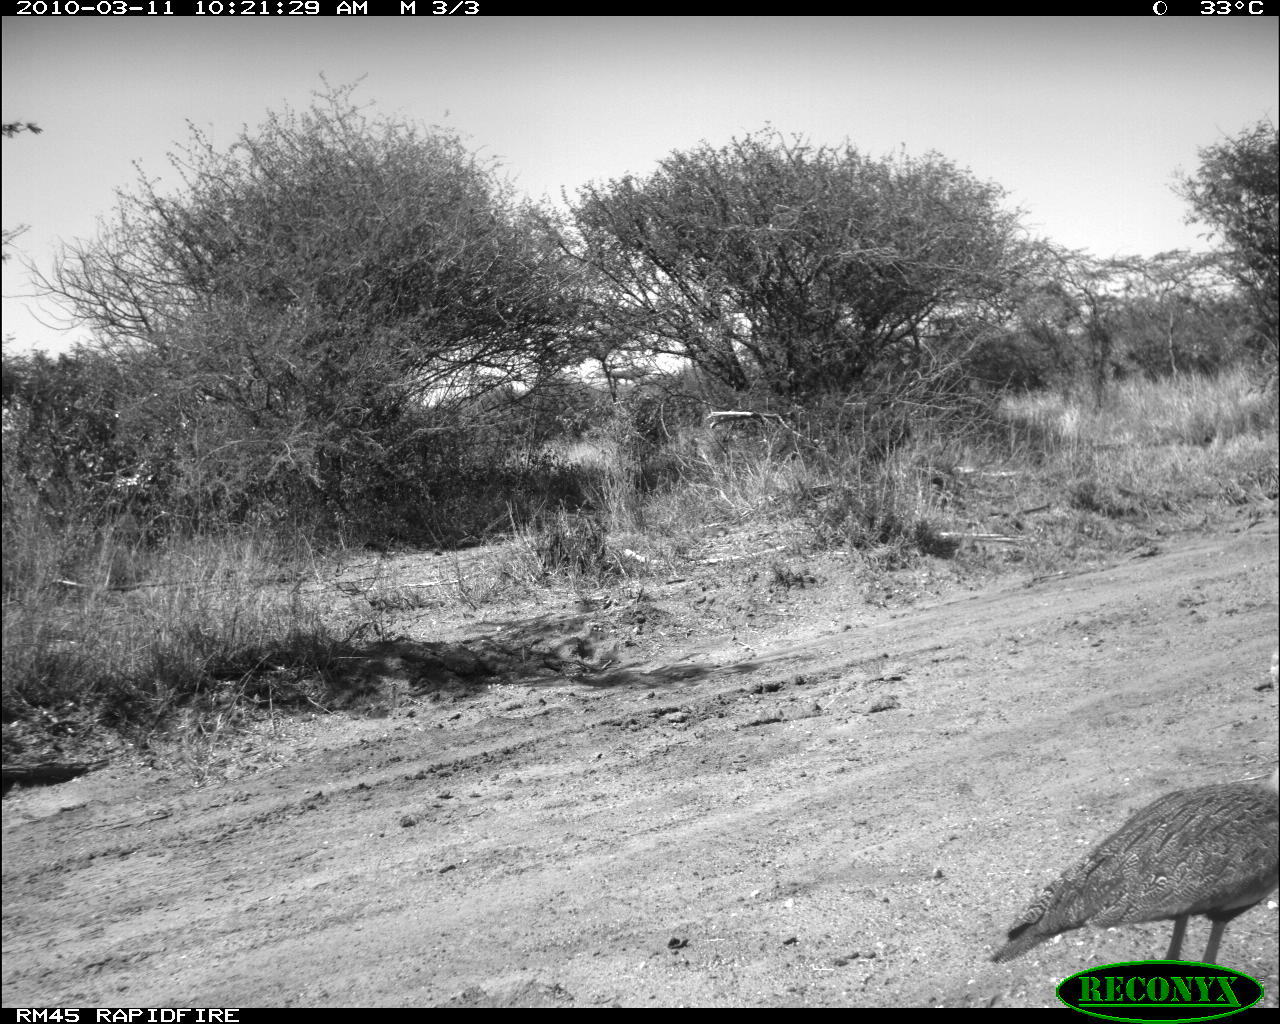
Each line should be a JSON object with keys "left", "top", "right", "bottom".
{"left": 993, "top": 771, "right": 1279, "bottom": 964}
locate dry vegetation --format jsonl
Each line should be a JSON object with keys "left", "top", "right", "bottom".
{"left": 4, "top": 366, "right": 1276, "bottom": 780}
{"left": 4, "top": 104, "right": 1277, "bottom": 792}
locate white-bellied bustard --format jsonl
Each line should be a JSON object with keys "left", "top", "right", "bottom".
{"left": 992, "top": 769, "right": 1279, "bottom": 964}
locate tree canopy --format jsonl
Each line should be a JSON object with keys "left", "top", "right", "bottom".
{"left": 1176, "top": 118, "right": 1279, "bottom": 364}
{"left": 32, "top": 84, "right": 584, "bottom": 529}
{"left": 569, "top": 130, "right": 1029, "bottom": 404}
{"left": 2, "top": 120, "right": 41, "bottom": 261}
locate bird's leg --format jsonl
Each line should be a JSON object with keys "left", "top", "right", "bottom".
{"left": 1164, "top": 914, "right": 1188, "bottom": 960}
{"left": 1201, "top": 919, "right": 1228, "bottom": 965}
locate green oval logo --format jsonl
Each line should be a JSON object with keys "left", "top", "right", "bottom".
{"left": 1057, "top": 960, "right": 1264, "bottom": 1022}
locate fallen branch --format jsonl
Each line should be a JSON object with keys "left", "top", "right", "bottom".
{"left": 936, "top": 532, "right": 1022, "bottom": 544}
{"left": 705, "top": 410, "right": 790, "bottom": 429}
{"left": 696, "top": 545, "right": 789, "bottom": 565}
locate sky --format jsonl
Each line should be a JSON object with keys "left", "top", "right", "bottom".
{"left": 2, "top": 16, "right": 1276, "bottom": 353}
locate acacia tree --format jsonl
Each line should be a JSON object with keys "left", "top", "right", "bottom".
{"left": 1109, "top": 251, "right": 1249, "bottom": 378}
{"left": 1176, "top": 119, "right": 1279, "bottom": 365}
{"left": 569, "top": 131, "right": 1028, "bottom": 405}
{"left": 977, "top": 246, "right": 1250, "bottom": 400}
{"left": 35, "top": 85, "right": 582, "bottom": 528}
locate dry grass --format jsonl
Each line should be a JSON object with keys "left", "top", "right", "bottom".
{"left": 2, "top": 522, "right": 347, "bottom": 770}
{"left": 1000, "top": 367, "right": 1274, "bottom": 449}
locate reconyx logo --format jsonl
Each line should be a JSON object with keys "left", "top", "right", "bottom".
{"left": 1057, "top": 961, "right": 1263, "bottom": 1022}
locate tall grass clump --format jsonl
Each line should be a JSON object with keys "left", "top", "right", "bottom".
{"left": 987, "top": 367, "right": 1279, "bottom": 570}
{"left": 999, "top": 369, "right": 1277, "bottom": 510}
{"left": 583, "top": 373, "right": 986, "bottom": 567}
{"left": 792, "top": 389, "right": 980, "bottom": 564}
{"left": 2, "top": 481, "right": 352, "bottom": 768}
{"left": 1001, "top": 367, "right": 1276, "bottom": 450}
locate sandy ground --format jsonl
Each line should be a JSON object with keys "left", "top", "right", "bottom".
{"left": 3, "top": 517, "right": 1277, "bottom": 1008}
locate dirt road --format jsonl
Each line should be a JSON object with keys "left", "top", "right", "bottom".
{"left": 4, "top": 519, "right": 1277, "bottom": 1007}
